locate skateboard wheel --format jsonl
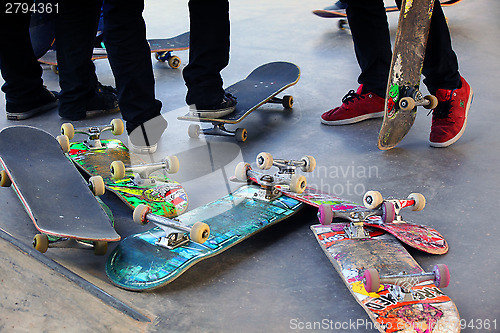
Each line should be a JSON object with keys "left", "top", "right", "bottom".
{"left": 110, "top": 119, "right": 124, "bottom": 136}
{"left": 168, "top": 56, "right": 181, "bottom": 69}
{"left": 190, "top": 221, "right": 210, "bottom": 244}
{"left": 93, "top": 241, "right": 108, "bottom": 256}
{"left": 282, "top": 95, "right": 293, "bottom": 109}
{"left": 424, "top": 95, "right": 438, "bottom": 109}
{"left": 399, "top": 97, "right": 415, "bottom": 111}
{"left": 338, "top": 19, "right": 348, "bottom": 30}
{"left": 256, "top": 152, "right": 273, "bottom": 170}
{"left": 51, "top": 65, "right": 59, "bottom": 74}
{"left": 188, "top": 124, "right": 200, "bottom": 139}
{"left": 363, "top": 191, "right": 383, "bottom": 210}
{"left": 300, "top": 155, "right": 316, "bottom": 172}
{"left": 235, "top": 128, "right": 247, "bottom": 142}
{"left": 290, "top": 174, "right": 307, "bottom": 194}
{"left": 133, "top": 204, "right": 151, "bottom": 225}
{"left": 0, "top": 170, "right": 12, "bottom": 187}
{"left": 433, "top": 264, "right": 450, "bottom": 288}
{"left": 110, "top": 160, "right": 126, "bottom": 180}
{"left": 363, "top": 268, "right": 380, "bottom": 293}
{"left": 33, "top": 234, "right": 49, "bottom": 253}
{"left": 408, "top": 193, "right": 425, "bottom": 211}
{"left": 234, "top": 162, "right": 251, "bottom": 181}
{"left": 165, "top": 156, "right": 180, "bottom": 174}
{"left": 89, "top": 176, "right": 105, "bottom": 196}
{"left": 60, "top": 123, "right": 75, "bottom": 140}
{"left": 381, "top": 202, "right": 396, "bottom": 223}
{"left": 56, "top": 135, "right": 70, "bottom": 153}
{"left": 318, "top": 204, "right": 333, "bottom": 225}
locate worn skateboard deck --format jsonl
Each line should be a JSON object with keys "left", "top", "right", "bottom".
{"left": 38, "top": 32, "right": 190, "bottom": 68}
{"left": 311, "top": 224, "right": 460, "bottom": 332}
{"left": 68, "top": 139, "right": 188, "bottom": 218}
{"left": 378, "top": 0, "right": 435, "bottom": 149}
{"left": 313, "top": 0, "right": 462, "bottom": 18}
{"left": 106, "top": 184, "right": 303, "bottom": 291}
{"left": 0, "top": 126, "right": 119, "bottom": 242}
{"left": 178, "top": 61, "right": 300, "bottom": 141}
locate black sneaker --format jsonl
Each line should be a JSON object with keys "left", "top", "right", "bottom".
{"left": 189, "top": 93, "right": 237, "bottom": 119}
{"left": 6, "top": 87, "right": 58, "bottom": 120}
{"left": 84, "top": 89, "right": 120, "bottom": 119}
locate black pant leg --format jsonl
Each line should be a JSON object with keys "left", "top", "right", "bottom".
{"left": 0, "top": 5, "right": 44, "bottom": 104}
{"left": 55, "top": 0, "right": 102, "bottom": 119}
{"left": 422, "top": 1, "right": 461, "bottom": 93}
{"left": 102, "top": 0, "right": 161, "bottom": 133}
{"left": 183, "top": 0, "right": 230, "bottom": 107}
{"left": 346, "top": 0, "right": 391, "bottom": 97}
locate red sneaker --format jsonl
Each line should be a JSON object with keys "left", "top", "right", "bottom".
{"left": 429, "top": 77, "right": 473, "bottom": 147}
{"left": 321, "top": 85, "right": 385, "bottom": 125}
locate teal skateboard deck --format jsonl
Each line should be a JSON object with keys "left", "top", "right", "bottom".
{"left": 106, "top": 184, "right": 304, "bottom": 291}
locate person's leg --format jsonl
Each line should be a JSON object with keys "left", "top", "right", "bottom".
{"left": 423, "top": 1, "right": 472, "bottom": 147}
{"left": 0, "top": 5, "right": 57, "bottom": 119}
{"left": 56, "top": 0, "right": 116, "bottom": 120}
{"left": 182, "top": 0, "right": 235, "bottom": 118}
{"left": 321, "top": 0, "right": 388, "bottom": 125}
{"left": 102, "top": 0, "right": 166, "bottom": 151}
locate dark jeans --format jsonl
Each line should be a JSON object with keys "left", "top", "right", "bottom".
{"left": 56, "top": 0, "right": 161, "bottom": 132}
{"left": 345, "top": 0, "right": 461, "bottom": 97}
{"left": 183, "top": 0, "right": 230, "bottom": 107}
{"left": 0, "top": 8, "right": 44, "bottom": 104}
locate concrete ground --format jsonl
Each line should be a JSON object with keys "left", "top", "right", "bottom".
{"left": 0, "top": 0, "right": 498, "bottom": 332}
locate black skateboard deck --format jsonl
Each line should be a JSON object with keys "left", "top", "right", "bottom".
{"left": 39, "top": 32, "right": 190, "bottom": 70}
{"left": 0, "top": 126, "right": 120, "bottom": 242}
{"left": 177, "top": 61, "right": 300, "bottom": 142}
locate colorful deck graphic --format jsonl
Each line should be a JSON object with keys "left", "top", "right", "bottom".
{"left": 68, "top": 139, "right": 188, "bottom": 217}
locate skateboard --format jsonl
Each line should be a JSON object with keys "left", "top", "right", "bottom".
{"left": 313, "top": 0, "right": 463, "bottom": 30}
{"left": 105, "top": 184, "right": 304, "bottom": 291}
{"left": 177, "top": 61, "right": 300, "bottom": 142}
{"left": 61, "top": 119, "right": 188, "bottom": 218}
{"left": 378, "top": 0, "right": 441, "bottom": 150}
{"left": 311, "top": 223, "right": 460, "bottom": 332}
{"left": 39, "top": 31, "right": 190, "bottom": 73}
{"left": 0, "top": 126, "right": 120, "bottom": 255}
{"left": 236, "top": 152, "right": 448, "bottom": 254}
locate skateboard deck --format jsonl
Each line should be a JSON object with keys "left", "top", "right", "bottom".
{"left": 38, "top": 32, "right": 190, "bottom": 69}
{"left": 378, "top": 0, "right": 438, "bottom": 150}
{"left": 177, "top": 61, "right": 300, "bottom": 142}
{"left": 106, "top": 184, "right": 304, "bottom": 291}
{"left": 0, "top": 126, "right": 120, "bottom": 244}
{"left": 67, "top": 137, "right": 188, "bottom": 218}
{"left": 311, "top": 223, "right": 460, "bottom": 332}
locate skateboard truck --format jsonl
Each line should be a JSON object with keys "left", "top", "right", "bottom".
{"left": 397, "top": 85, "right": 438, "bottom": 112}
{"left": 60, "top": 118, "right": 125, "bottom": 149}
{"left": 188, "top": 123, "right": 248, "bottom": 142}
{"left": 110, "top": 156, "right": 180, "bottom": 186}
{"left": 363, "top": 190, "right": 426, "bottom": 223}
{"left": 363, "top": 264, "right": 450, "bottom": 302}
{"left": 133, "top": 204, "right": 210, "bottom": 249}
{"left": 33, "top": 234, "right": 109, "bottom": 255}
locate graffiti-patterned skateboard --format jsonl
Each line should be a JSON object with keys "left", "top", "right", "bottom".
{"left": 61, "top": 119, "right": 188, "bottom": 218}
{"left": 311, "top": 223, "right": 460, "bottom": 332}
{"left": 235, "top": 153, "right": 448, "bottom": 254}
{"left": 106, "top": 184, "right": 303, "bottom": 291}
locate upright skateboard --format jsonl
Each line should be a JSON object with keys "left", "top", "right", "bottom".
{"left": 236, "top": 152, "right": 448, "bottom": 254}
{"left": 178, "top": 62, "right": 300, "bottom": 142}
{"left": 378, "top": 0, "right": 439, "bottom": 149}
{"left": 61, "top": 119, "right": 188, "bottom": 218}
{"left": 39, "top": 32, "right": 190, "bottom": 73}
{"left": 311, "top": 222, "right": 460, "bottom": 332}
{"left": 0, "top": 126, "right": 120, "bottom": 255}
